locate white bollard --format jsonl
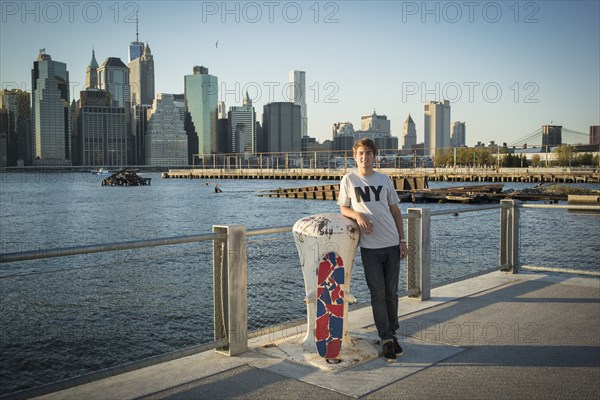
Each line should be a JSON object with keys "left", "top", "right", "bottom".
{"left": 292, "top": 214, "right": 360, "bottom": 357}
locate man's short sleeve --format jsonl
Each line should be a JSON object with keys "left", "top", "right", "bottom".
{"left": 337, "top": 174, "right": 351, "bottom": 207}
{"left": 386, "top": 176, "right": 400, "bottom": 205}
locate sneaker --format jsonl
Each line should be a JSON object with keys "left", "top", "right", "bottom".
{"left": 392, "top": 336, "right": 403, "bottom": 355}
{"left": 382, "top": 340, "right": 396, "bottom": 362}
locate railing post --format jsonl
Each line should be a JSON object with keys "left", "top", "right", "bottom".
{"left": 500, "top": 199, "right": 520, "bottom": 273}
{"left": 407, "top": 208, "right": 431, "bottom": 300}
{"left": 213, "top": 225, "right": 247, "bottom": 356}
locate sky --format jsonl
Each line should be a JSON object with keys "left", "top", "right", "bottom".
{"left": 1, "top": 0, "right": 599, "bottom": 147}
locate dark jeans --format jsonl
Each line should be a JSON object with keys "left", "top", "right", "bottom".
{"left": 360, "top": 245, "right": 400, "bottom": 341}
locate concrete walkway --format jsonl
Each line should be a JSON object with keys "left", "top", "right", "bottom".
{"left": 32, "top": 271, "right": 600, "bottom": 400}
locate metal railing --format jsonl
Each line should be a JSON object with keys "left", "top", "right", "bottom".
{"left": 2, "top": 202, "right": 599, "bottom": 399}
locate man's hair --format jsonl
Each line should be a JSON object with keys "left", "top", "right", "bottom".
{"left": 353, "top": 138, "right": 377, "bottom": 156}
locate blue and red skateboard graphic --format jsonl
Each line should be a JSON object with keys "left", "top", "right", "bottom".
{"left": 315, "top": 251, "right": 345, "bottom": 359}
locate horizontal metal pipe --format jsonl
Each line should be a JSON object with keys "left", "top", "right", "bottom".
{"left": 521, "top": 265, "right": 600, "bottom": 277}
{"left": 0, "top": 233, "right": 226, "bottom": 264}
{"left": 520, "top": 204, "right": 600, "bottom": 210}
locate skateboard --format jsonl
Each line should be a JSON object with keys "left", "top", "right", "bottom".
{"left": 315, "top": 251, "right": 345, "bottom": 359}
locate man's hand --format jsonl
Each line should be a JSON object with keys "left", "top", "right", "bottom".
{"left": 356, "top": 213, "right": 374, "bottom": 235}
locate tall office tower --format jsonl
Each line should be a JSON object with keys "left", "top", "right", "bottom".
{"left": 131, "top": 104, "right": 150, "bottom": 165}
{"left": 97, "top": 57, "right": 132, "bottom": 163}
{"left": 218, "top": 101, "right": 227, "bottom": 119}
{"left": 361, "top": 111, "right": 391, "bottom": 134}
{"left": 31, "top": 49, "right": 71, "bottom": 165}
{"left": 184, "top": 66, "right": 218, "bottom": 155}
{"left": 0, "top": 109, "right": 6, "bottom": 166}
{"left": 129, "top": 17, "right": 144, "bottom": 62}
{"left": 217, "top": 101, "right": 229, "bottom": 153}
{"left": 86, "top": 49, "right": 99, "bottom": 89}
{"left": 289, "top": 70, "right": 307, "bottom": 137}
{"left": 590, "top": 126, "right": 600, "bottom": 145}
{"left": 128, "top": 43, "right": 155, "bottom": 107}
{"left": 229, "top": 92, "right": 256, "bottom": 153}
{"left": 173, "top": 94, "right": 187, "bottom": 123}
{"left": 75, "top": 88, "right": 127, "bottom": 166}
{"left": 402, "top": 114, "right": 417, "bottom": 150}
{"left": 128, "top": 43, "right": 154, "bottom": 165}
{"left": 423, "top": 100, "right": 451, "bottom": 157}
{"left": 0, "top": 89, "right": 32, "bottom": 166}
{"left": 145, "top": 94, "right": 188, "bottom": 166}
{"left": 262, "top": 102, "right": 301, "bottom": 153}
{"left": 450, "top": 121, "right": 466, "bottom": 148}
{"left": 97, "top": 57, "right": 130, "bottom": 108}
{"left": 542, "top": 125, "right": 562, "bottom": 152}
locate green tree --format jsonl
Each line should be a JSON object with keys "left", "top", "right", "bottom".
{"left": 473, "top": 148, "right": 493, "bottom": 166}
{"left": 456, "top": 147, "right": 473, "bottom": 166}
{"left": 575, "top": 153, "right": 593, "bottom": 167}
{"left": 531, "top": 154, "right": 541, "bottom": 167}
{"left": 434, "top": 148, "right": 453, "bottom": 167}
{"left": 554, "top": 145, "right": 574, "bottom": 167}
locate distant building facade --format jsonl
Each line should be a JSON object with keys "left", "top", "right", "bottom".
{"left": 97, "top": 57, "right": 130, "bottom": 108}
{"left": 31, "top": 50, "right": 71, "bottom": 165}
{"left": 402, "top": 114, "right": 417, "bottom": 150}
{"left": 261, "top": 102, "right": 301, "bottom": 153}
{"left": 145, "top": 93, "right": 188, "bottom": 166}
{"left": 424, "top": 100, "right": 451, "bottom": 157}
{"left": 0, "top": 89, "right": 31, "bottom": 166}
{"left": 128, "top": 43, "right": 155, "bottom": 107}
{"left": 450, "top": 121, "right": 466, "bottom": 148}
{"left": 75, "top": 88, "right": 127, "bottom": 166}
{"left": 229, "top": 92, "right": 256, "bottom": 154}
{"left": 289, "top": 70, "right": 307, "bottom": 137}
{"left": 361, "top": 111, "right": 390, "bottom": 134}
{"left": 86, "top": 49, "right": 99, "bottom": 89}
{"left": 184, "top": 66, "right": 218, "bottom": 155}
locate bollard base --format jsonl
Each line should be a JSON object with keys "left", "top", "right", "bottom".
{"left": 256, "top": 333, "right": 379, "bottom": 371}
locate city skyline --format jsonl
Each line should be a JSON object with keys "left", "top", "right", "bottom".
{"left": 1, "top": 1, "right": 599, "bottom": 146}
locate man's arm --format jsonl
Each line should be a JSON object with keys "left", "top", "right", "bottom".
{"left": 340, "top": 205, "right": 373, "bottom": 235}
{"left": 390, "top": 204, "right": 408, "bottom": 258}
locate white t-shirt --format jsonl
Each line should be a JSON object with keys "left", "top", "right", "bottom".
{"left": 337, "top": 171, "right": 401, "bottom": 249}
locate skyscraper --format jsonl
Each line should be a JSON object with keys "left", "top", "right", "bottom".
{"left": 75, "top": 88, "right": 127, "bottom": 166}
{"left": 128, "top": 42, "right": 154, "bottom": 165}
{"left": 361, "top": 111, "right": 391, "bottom": 134}
{"left": 424, "top": 100, "right": 451, "bottom": 157}
{"left": 0, "top": 89, "right": 31, "bottom": 166}
{"left": 86, "top": 49, "right": 98, "bottom": 89}
{"left": 145, "top": 93, "right": 188, "bottom": 165}
{"left": 450, "top": 121, "right": 466, "bottom": 148}
{"left": 402, "top": 114, "right": 417, "bottom": 150}
{"left": 31, "top": 49, "right": 71, "bottom": 165}
{"left": 184, "top": 66, "right": 218, "bottom": 155}
{"left": 289, "top": 70, "right": 307, "bottom": 137}
{"left": 261, "top": 102, "right": 301, "bottom": 153}
{"left": 229, "top": 92, "right": 256, "bottom": 153}
{"left": 97, "top": 57, "right": 130, "bottom": 108}
{"left": 128, "top": 43, "right": 155, "bottom": 107}
{"left": 129, "top": 17, "right": 144, "bottom": 62}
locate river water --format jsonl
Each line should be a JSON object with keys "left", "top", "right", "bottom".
{"left": 1, "top": 172, "right": 598, "bottom": 395}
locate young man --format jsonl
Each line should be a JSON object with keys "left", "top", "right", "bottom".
{"left": 337, "top": 138, "right": 407, "bottom": 362}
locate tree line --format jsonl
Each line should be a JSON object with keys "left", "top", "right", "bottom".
{"left": 433, "top": 145, "right": 599, "bottom": 168}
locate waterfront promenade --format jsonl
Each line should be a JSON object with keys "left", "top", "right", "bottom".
{"left": 23, "top": 270, "right": 599, "bottom": 400}
{"left": 163, "top": 167, "right": 600, "bottom": 184}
